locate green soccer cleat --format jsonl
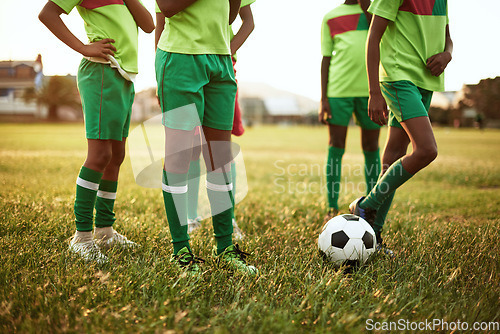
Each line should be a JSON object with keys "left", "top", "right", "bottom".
{"left": 170, "top": 246, "right": 205, "bottom": 275}
{"left": 215, "top": 244, "right": 258, "bottom": 276}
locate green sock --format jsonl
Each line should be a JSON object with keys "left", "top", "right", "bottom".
{"left": 361, "top": 159, "right": 413, "bottom": 210}
{"left": 373, "top": 191, "right": 395, "bottom": 235}
{"left": 206, "top": 171, "right": 234, "bottom": 254}
{"left": 230, "top": 161, "right": 236, "bottom": 220}
{"left": 326, "top": 146, "right": 344, "bottom": 211}
{"left": 74, "top": 166, "right": 103, "bottom": 232}
{"left": 162, "top": 170, "right": 190, "bottom": 254}
{"left": 363, "top": 149, "right": 381, "bottom": 194}
{"left": 95, "top": 179, "right": 118, "bottom": 228}
{"left": 187, "top": 159, "right": 201, "bottom": 220}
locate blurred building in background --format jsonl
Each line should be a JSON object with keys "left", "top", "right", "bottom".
{"left": 0, "top": 55, "right": 82, "bottom": 122}
{"left": 1, "top": 56, "right": 498, "bottom": 128}
{"left": 0, "top": 55, "right": 44, "bottom": 120}
{"left": 429, "top": 76, "right": 500, "bottom": 128}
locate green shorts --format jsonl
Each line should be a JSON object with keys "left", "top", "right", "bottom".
{"left": 155, "top": 49, "right": 236, "bottom": 131}
{"left": 77, "top": 59, "right": 134, "bottom": 141}
{"left": 380, "top": 80, "right": 433, "bottom": 129}
{"left": 328, "top": 97, "right": 380, "bottom": 130}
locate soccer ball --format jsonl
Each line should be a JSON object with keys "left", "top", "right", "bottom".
{"left": 318, "top": 214, "right": 377, "bottom": 268}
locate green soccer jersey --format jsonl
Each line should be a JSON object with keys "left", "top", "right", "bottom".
{"left": 156, "top": 0, "right": 231, "bottom": 55}
{"left": 368, "top": 0, "right": 449, "bottom": 92}
{"left": 321, "top": 4, "right": 370, "bottom": 98}
{"left": 51, "top": 0, "right": 139, "bottom": 74}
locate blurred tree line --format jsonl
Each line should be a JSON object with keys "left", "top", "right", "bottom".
{"left": 24, "top": 75, "right": 81, "bottom": 121}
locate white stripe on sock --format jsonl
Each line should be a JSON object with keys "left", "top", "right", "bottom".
{"left": 206, "top": 181, "right": 233, "bottom": 192}
{"left": 162, "top": 183, "right": 188, "bottom": 194}
{"left": 76, "top": 177, "right": 99, "bottom": 191}
{"left": 97, "top": 190, "right": 117, "bottom": 200}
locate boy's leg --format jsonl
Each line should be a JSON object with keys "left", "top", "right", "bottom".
{"left": 162, "top": 128, "right": 195, "bottom": 255}
{"left": 229, "top": 159, "right": 246, "bottom": 240}
{"left": 325, "top": 97, "right": 357, "bottom": 216}
{"left": 156, "top": 50, "right": 213, "bottom": 274}
{"left": 202, "top": 126, "right": 234, "bottom": 254}
{"left": 355, "top": 97, "right": 382, "bottom": 195}
{"left": 361, "top": 129, "right": 380, "bottom": 193}
{"left": 230, "top": 160, "right": 237, "bottom": 213}
{"left": 325, "top": 96, "right": 353, "bottom": 215}
{"left": 74, "top": 139, "right": 112, "bottom": 233}
{"left": 70, "top": 139, "right": 112, "bottom": 263}
{"left": 356, "top": 116, "right": 435, "bottom": 231}
{"left": 203, "top": 126, "right": 256, "bottom": 275}
{"left": 72, "top": 60, "right": 134, "bottom": 261}
{"left": 202, "top": 55, "right": 257, "bottom": 275}
{"left": 94, "top": 138, "right": 137, "bottom": 248}
{"left": 94, "top": 139, "right": 124, "bottom": 231}
{"left": 326, "top": 124, "right": 347, "bottom": 213}
{"left": 326, "top": 145, "right": 345, "bottom": 213}
{"left": 187, "top": 160, "right": 202, "bottom": 220}
{"left": 355, "top": 82, "right": 437, "bottom": 218}
{"left": 372, "top": 126, "right": 410, "bottom": 235}
{"left": 187, "top": 132, "right": 202, "bottom": 232}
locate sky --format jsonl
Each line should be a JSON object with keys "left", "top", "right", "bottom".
{"left": 1, "top": 0, "right": 500, "bottom": 101}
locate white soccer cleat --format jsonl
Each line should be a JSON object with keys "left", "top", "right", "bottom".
{"left": 69, "top": 238, "right": 108, "bottom": 264}
{"left": 95, "top": 229, "right": 139, "bottom": 250}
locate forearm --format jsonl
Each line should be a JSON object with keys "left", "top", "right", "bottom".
{"left": 366, "top": 36, "right": 381, "bottom": 94}
{"left": 39, "top": 2, "right": 86, "bottom": 55}
{"left": 366, "top": 15, "right": 388, "bottom": 95}
{"left": 157, "top": 0, "right": 198, "bottom": 18}
{"left": 155, "top": 13, "right": 165, "bottom": 50}
{"left": 229, "top": 0, "right": 242, "bottom": 24}
{"left": 123, "top": 0, "right": 155, "bottom": 33}
{"left": 230, "top": 6, "right": 254, "bottom": 55}
{"left": 321, "top": 57, "right": 331, "bottom": 100}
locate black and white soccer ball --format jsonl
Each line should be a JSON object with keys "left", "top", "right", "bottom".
{"left": 318, "top": 214, "right": 377, "bottom": 268}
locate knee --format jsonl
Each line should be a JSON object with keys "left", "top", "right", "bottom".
{"left": 109, "top": 149, "right": 126, "bottom": 168}
{"left": 329, "top": 137, "right": 345, "bottom": 148}
{"left": 416, "top": 145, "right": 438, "bottom": 165}
{"left": 89, "top": 150, "right": 112, "bottom": 170}
{"left": 164, "top": 151, "right": 191, "bottom": 173}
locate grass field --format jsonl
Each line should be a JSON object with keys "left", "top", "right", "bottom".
{"left": 1, "top": 123, "right": 499, "bottom": 333}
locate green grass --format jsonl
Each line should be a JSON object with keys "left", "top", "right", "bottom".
{"left": 0, "top": 123, "right": 499, "bottom": 333}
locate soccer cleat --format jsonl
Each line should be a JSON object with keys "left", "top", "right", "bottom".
{"left": 215, "top": 244, "right": 258, "bottom": 276}
{"left": 95, "top": 229, "right": 138, "bottom": 250}
{"left": 187, "top": 216, "right": 202, "bottom": 234}
{"left": 69, "top": 238, "right": 108, "bottom": 264}
{"left": 170, "top": 246, "right": 205, "bottom": 275}
{"left": 376, "top": 242, "right": 395, "bottom": 258}
{"left": 232, "top": 218, "right": 245, "bottom": 240}
{"left": 349, "top": 196, "right": 377, "bottom": 228}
